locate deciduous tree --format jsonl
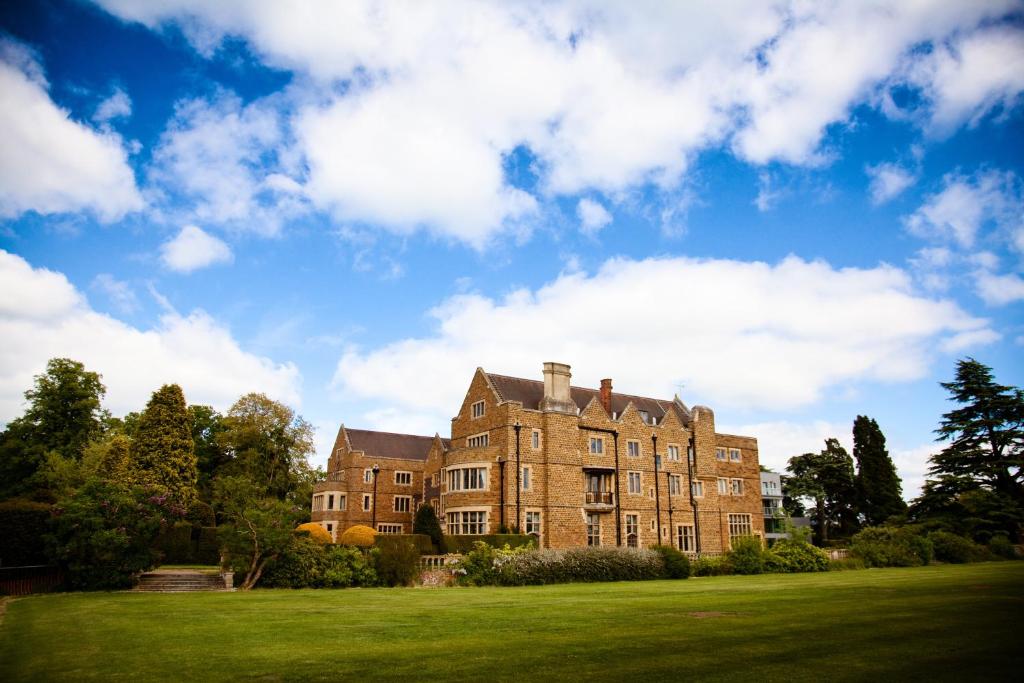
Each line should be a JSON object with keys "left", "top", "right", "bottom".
{"left": 786, "top": 438, "right": 857, "bottom": 545}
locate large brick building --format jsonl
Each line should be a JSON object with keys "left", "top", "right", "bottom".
{"left": 312, "top": 362, "right": 764, "bottom": 552}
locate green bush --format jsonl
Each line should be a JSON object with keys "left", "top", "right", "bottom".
{"left": 692, "top": 554, "right": 732, "bottom": 576}
{"left": 652, "top": 545, "right": 691, "bottom": 579}
{"left": 987, "top": 535, "right": 1017, "bottom": 559}
{"left": 765, "top": 539, "right": 829, "bottom": 573}
{"left": 851, "top": 526, "right": 933, "bottom": 568}
{"left": 373, "top": 533, "right": 434, "bottom": 555}
{"left": 0, "top": 499, "right": 52, "bottom": 566}
{"left": 928, "top": 531, "right": 988, "bottom": 564}
{"left": 261, "top": 538, "right": 376, "bottom": 588}
{"left": 727, "top": 536, "right": 765, "bottom": 574}
{"left": 456, "top": 544, "right": 664, "bottom": 586}
{"left": 372, "top": 538, "right": 421, "bottom": 587}
{"left": 412, "top": 504, "right": 446, "bottom": 553}
{"left": 446, "top": 534, "right": 535, "bottom": 554}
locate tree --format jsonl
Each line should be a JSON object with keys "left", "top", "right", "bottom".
{"left": 217, "top": 393, "right": 315, "bottom": 501}
{"left": 131, "top": 385, "right": 197, "bottom": 508}
{"left": 413, "top": 502, "right": 446, "bottom": 552}
{"left": 188, "top": 404, "right": 229, "bottom": 502}
{"left": 853, "top": 416, "right": 906, "bottom": 525}
{"left": 930, "top": 358, "right": 1023, "bottom": 501}
{"left": 786, "top": 438, "right": 857, "bottom": 545}
{"left": 214, "top": 475, "right": 305, "bottom": 589}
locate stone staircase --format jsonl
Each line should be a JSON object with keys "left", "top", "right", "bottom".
{"left": 135, "top": 569, "right": 231, "bottom": 592}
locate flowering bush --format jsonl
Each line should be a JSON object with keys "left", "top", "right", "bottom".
{"left": 295, "top": 522, "right": 332, "bottom": 545}
{"left": 339, "top": 524, "right": 377, "bottom": 547}
{"left": 456, "top": 543, "right": 664, "bottom": 586}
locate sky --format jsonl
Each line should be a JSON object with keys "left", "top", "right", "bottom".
{"left": 1, "top": 1, "right": 1023, "bottom": 501}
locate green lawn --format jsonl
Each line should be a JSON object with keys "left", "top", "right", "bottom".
{"left": 2, "top": 563, "right": 1022, "bottom": 682}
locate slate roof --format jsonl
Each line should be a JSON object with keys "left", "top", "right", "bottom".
{"left": 345, "top": 428, "right": 448, "bottom": 462}
{"left": 485, "top": 372, "right": 689, "bottom": 423}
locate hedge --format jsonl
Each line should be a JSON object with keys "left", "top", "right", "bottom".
{"left": 0, "top": 500, "right": 52, "bottom": 567}
{"left": 373, "top": 533, "right": 434, "bottom": 555}
{"left": 445, "top": 534, "right": 535, "bottom": 554}
{"left": 458, "top": 545, "right": 665, "bottom": 586}
{"left": 153, "top": 524, "right": 219, "bottom": 565}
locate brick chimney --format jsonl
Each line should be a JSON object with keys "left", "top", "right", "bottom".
{"left": 540, "top": 362, "right": 576, "bottom": 414}
{"left": 600, "top": 378, "right": 613, "bottom": 415}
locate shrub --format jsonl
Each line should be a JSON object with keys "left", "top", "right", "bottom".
{"left": 373, "top": 533, "right": 434, "bottom": 555}
{"left": 987, "top": 535, "right": 1017, "bottom": 559}
{"left": 652, "top": 545, "right": 691, "bottom": 579}
{"left": 0, "top": 499, "right": 52, "bottom": 566}
{"left": 413, "top": 504, "right": 446, "bottom": 553}
{"left": 829, "top": 556, "right": 867, "bottom": 571}
{"left": 445, "top": 534, "right": 535, "bottom": 554}
{"left": 489, "top": 547, "right": 664, "bottom": 586}
{"left": 727, "top": 536, "right": 765, "bottom": 575}
{"left": 195, "top": 526, "right": 220, "bottom": 565}
{"left": 372, "top": 538, "right": 420, "bottom": 587}
{"left": 692, "top": 555, "right": 732, "bottom": 576}
{"left": 851, "top": 526, "right": 933, "bottom": 568}
{"left": 339, "top": 525, "right": 377, "bottom": 547}
{"left": 261, "top": 538, "right": 377, "bottom": 588}
{"left": 154, "top": 522, "right": 194, "bottom": 563}
{"left": 765, "top": 539, "right": 829, "bottom": 573}
{"left": 928, "top": 531, "right": 987, "bottom": 564}
{"left": 295, "top": 523, "right": 332, "bottom": 545}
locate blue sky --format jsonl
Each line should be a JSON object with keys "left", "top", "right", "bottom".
{"left": 2, "top": 1, "right": 1023, "bottom": 499}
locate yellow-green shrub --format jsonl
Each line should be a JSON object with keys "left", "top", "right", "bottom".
{"left": 339, "top": 524, "right": 377, "bottom": 547}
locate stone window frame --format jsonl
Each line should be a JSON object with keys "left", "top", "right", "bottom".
{"left": 717, "top": 477, "right": 729, "bottom": 495}
{"left": 521, "top": 465, "right": 532, "bottom": 491}
{"left": 531, "top": 429, "right": 541, "bottom": 449}
{"left": 729, "top": 448, "right": 742, "bottom": 463}
{"left": 395, "top": 470, "right": 413, "bottom": 486}
{"left": 325, "top": 522, "right": 333, "bottom": 536}
{"left": 626, "top": 440, "right": 641, "bottom": 457}
{"left": 394, "top": 495, "right": 412, "bottom": 513}
{"left": 728, "top": 513, "right": 753, "bottom": 542}
{"left": 668, "top": 474, "right": 682, "bottom": 496}
{"left": 471, "top": 400, "right": 485, "bottom": 419}
{"left": 335, "top": 494, "right": 347, "bottom": 511}
{"left": 312, "top": 494, "right": 324, "bottom": 511}
{"left": 327, "top": 494, "right": 335, "bottom": 510}
{"left": 467, "top": 432, "right": 489, "bottom": 448}
{"left": 625, "top": 513, "right": 639, "bottom": 548}
{"left": 446, "top": 507, "right": 489, "bottom": 535}
{"left": 525, "top": 509, "right": 542, "bottom": 537}
{"left": 445, "top": 464, "right": 489, "bottom": 492}
{"left": 715, "top": 447, "right": 727, "bottom": 461}
{"left": 667, "top": 444, "right": 681, "bottom": 461}
{"left": 377, "top": 523, "right": 403, "bottom": 534}
{"left": 586, "top": 513, "right": 601, "bottom": 546}
{"left": 363, "top": 468, "right": 373, "bottom": 483}
{"left": 362, "top": 493, "right": 372, "bottom": 511}
{"left": 731, "top": 478, "right": 744, "bottom": 496}
{"left": 691, "top": 480, "right": 704, "bottom": 498}
{"left": 677, "top": 524, "right": 695, "bottom": 552}
{"left": 627, "top": 470, "right": 642, "bottom": 495}
{"left": 589, "top": 436, "right": 604, "bottom": 455}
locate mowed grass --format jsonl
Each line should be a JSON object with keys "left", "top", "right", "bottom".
{"left": 2, "top": 563, "right": 1022, "bottom": 682}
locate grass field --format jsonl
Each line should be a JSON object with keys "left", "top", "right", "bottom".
{"left": 2, "top": 562, "right": 1022, "bottom": 682}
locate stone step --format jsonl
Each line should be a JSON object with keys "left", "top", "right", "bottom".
{"left": 136, "top": 571, "right": 229, "bottom": 592}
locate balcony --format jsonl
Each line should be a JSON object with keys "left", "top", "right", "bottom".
{"left": 584, "top": 491, "right": 615, "bottom": 509}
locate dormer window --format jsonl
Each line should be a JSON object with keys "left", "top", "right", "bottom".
{"left": 471, "top": 400, "right": 485, "bottom": 418}
{"left": 639, "top": 410, "right": 649, "bottom": 423}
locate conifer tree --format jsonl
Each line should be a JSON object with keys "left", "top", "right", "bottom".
{"left": 853, "top": 415, "right": 906, "bottom": 525}
{"left": 131, "top": 384, "right": 197, "bottom": 508}
{"left": 413, "top": 502, "right": 446, "bottom": 553}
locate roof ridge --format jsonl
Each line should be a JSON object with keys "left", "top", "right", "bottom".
{"left": 346, "top": 427, "right": 438, "bottom": 440}
{"left": 486, "top": 371, "right": 671, "bottom": 405}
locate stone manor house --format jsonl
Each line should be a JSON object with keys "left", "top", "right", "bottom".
{"left": 312, "top": 362, "right": 764, "bottom": 552}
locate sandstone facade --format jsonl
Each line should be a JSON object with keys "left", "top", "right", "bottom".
{"left": 313, "top": 362, "right": 763, "bottom": 552}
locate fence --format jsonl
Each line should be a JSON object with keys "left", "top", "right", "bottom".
{"left": 828, "top": 549, "right": 850, "bottom": 560}
{"left": 420, "top": 555, "right": 462, "bottom": 570}
{"left": 0, "top": 565, "right": 64, "bottom": 596}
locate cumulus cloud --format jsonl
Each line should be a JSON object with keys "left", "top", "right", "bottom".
{"left": 0, "top": 250, "right": 300, "bottom": 423}
{"left": 0, "top": 39, "right": 142, "bottom": 221}
{"left": 148, "top": 92, "right": 307, "bottom": 236}
{"left": 866, "top": 162, "right": 917, "bottom": 204}
{"left": 90, "top": 273, "right": 138, "bottom": 314}
{"left": 720, "top": 419, "right": 852, "bottom": 476}
{"left": 331, "top": 254, "right": 994, "bottom": 429}
{"left": 973, "top": 269, "right": 1024, "bottom": 306}
{"left": 160, "top": 224, "right": 233, "bottom": 273}
{"left": 576, "top": 198, "right": 612, "bottom": 236}
{"left": 93, "top": 87, "right": 132, "bottom": 124}
{"left": 94, "top": 1, "right": 1024, "bottom": 245}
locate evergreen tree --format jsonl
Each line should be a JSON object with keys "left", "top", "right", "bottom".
{"left": 853, "top": 415, "right": 906, "bottom": 525}
{"left": 413, "top": 502, "right": 446, "bottom": 553}
{"left": 930, "top": 358, "right": 1023, "bottom": 501}
{"left": 786, "top": 438, "right": 857, "bottom": 545}
{"left": 131, "top": 384, "right": 197, "bottom": 508}
{"left": 188, "top": 404, "right": 229, "bottom": 503}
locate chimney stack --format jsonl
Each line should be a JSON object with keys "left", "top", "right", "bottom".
{"left": 540, "top": 362, "right": 576, "bottom": 414}
{"left": 600, "top": 378, "right": 613, "bottom": 415}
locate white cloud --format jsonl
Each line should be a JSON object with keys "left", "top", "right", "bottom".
{"left": 332, "top": 254, "right": 994, "bottom": 430}
{"left": 91, "top": 273, "right": 138, "bottom": 314}
{"left": 148, "top": 92, "right": 307, "bottom": 236}
{"left": 0, "top": 39, "right": 142, "bottom": 221}
{"left": 972, "top": 269, "right": 1024, "bottom": 306}
{"left": 93, "top": 87, "right": 132, "bottom": 124}
{"left": 866, "top": 162, "right": 917, "bottom": 205}
{"left": 0, "top": 250, "right": 301, "bottom": 423}
{"left": 720, "top": 419, "right": 852, "bottom": 477}
{"left": 905, "top": 169, "right": 1023, "bottom": 249}
{"left": 754, "top": 172, "right": 783, "bottom": 212}
{"left": 890, "top": 443, "right": 938, "bottom": 501}
{"left": 160, "top": 224, "right": 233, "bottom": 273}
{"left": 576, "top": 198, "right": 612, "bottom": 236}
{"left": 94, "top": 1, "right": 1023, "bottom": 245}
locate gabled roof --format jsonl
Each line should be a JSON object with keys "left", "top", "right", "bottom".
{"left": 345, "top": 428, "right": 449, "bottom": 462}
{"left": 486, "top": 372, "right": 690, "bottom": 423}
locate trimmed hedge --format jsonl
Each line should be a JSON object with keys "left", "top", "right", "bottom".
{"left": 445, "top": 534, "right": 535, "bottom": 554}
{"left": 154, "top": 524, "right": 219, "bottom": 565}
{"left": 0, "top": 500, "right": 52, "bottom": 567}
{"left": 457, "top": 543, "right": 665, "bottom": 586}
{"left": 339, "top": 525, "right": 376, "bottom": 547}
{"left": 296, "top": 523, "right": 332, "bottom": 545}
{"left": 373, "top": 533, "right": 434, "bottom": 555}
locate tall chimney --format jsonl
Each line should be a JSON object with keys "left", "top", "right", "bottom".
{"left": 540, "top": 362, "right": 575, "bottom": 414}
{"left": 600, "top": 378, "right": 613, "bottom": 415}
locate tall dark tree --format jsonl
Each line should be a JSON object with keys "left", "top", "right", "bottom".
{"left": 786, "top": 438, "right": 857, "bottom": 545}
{"left": 131, "top": 384, "right": 197, "bottom": 508}
{"left": 853, "top": 416, "right": 906, "bottom": 525}
{"left": 930, "top": 358, "right": 1023, "bottom": 501}
{"left": 413, "top": 502, "right": 446, "bottom": 553}
{"left": 188, "top": 404, "right": 229, "bottom": 502}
